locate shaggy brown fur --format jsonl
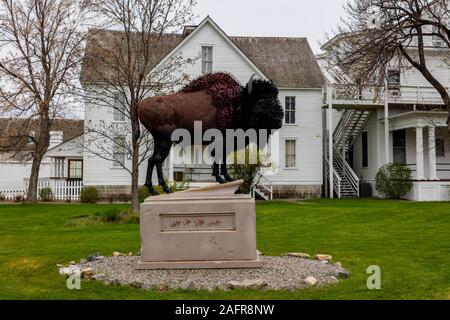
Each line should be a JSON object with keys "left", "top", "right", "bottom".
{"left": 181, "top": 72, "right": 241, "bottom": 129}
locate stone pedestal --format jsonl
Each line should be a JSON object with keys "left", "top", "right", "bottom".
{"left": 137, "top": 180, "right": 262, "bottom": 270}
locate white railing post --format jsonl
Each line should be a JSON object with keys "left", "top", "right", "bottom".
{"left": 327, "top": 84, "right": 334, "bottom": 199}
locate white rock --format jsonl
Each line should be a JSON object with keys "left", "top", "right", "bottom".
{"left": 287, "top": 253, "right": 311, "bottom": 259}
{"left": 81, "top": 268, "right": 94, "bottom": 279}
{"left": 315, "top": 254, "right": 332, "bottom": 261}
{"left": 227, "top": 279, "right": 268, "bottom": 290}
{"left": 59, "top": 265, "right": 81, "bottom": 277}
{"left": 330, "top": 276, "right": 338, "bottom": 283}
{"left": 304, "top": 276, "right": 318, "bottom": 286}
{"left": 113, "top": 252, "right": 125, "bottom": 257}
{"left": 335, "top": 262, "right": 342, "bottom": 268}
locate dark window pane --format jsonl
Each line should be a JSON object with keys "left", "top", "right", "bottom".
{"left": 436, "top": 138, "right": 445, "bottom": 157}
{"left": 362, "top": 131, "right": 369, "bottom": 168}
{"left": 393, "top": 130, "right": 406, "bottom": 164}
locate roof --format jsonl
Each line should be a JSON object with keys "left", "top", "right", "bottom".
{"left": 0, "top": 118, "right": 84, "bottom": 152}
{"left": 80, "top": 19, "right": 324, "bottom": 89}
{"left": 230, "top": 36, "right": 323, "bottom": 88}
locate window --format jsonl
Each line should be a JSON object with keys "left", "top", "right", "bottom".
{"left": 436, "top": 138, "right": 445, "bottom": 157}
{"left": 68, "top": 160, "right": 83, "bottom": 180}
{"left": 285, "top": 97, "right": 296, "bottom": 124}
{"left": 113, "top": 94, "right": 126, "bottom": 122}
{"left": 362, "top": 131, "right": 369, "bottom": 168}
{"left": 387, "top": 70, "right": 400, "bottom": 88}
{"left": 432, "top": 25, "right": 441, "bottom": 41}
{"left": 285, "top": 140, "right": 297, "bottom": 168}
{"left": 113, "top": 136, "right": 126, "bottom": 167}
{"left": 201, "top": 46, "right": 213, "bottom": 74}
{"left": 28, "top": 131, "right": 36, "bottom": 144}
{"left": 393, "top": 130, "right": 407, "bottom": 164}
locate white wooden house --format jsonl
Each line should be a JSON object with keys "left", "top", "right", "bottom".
{"left": 79, "top": 16, "right": 325, "bottom": 199}
{"left": 0, "top": 118, "right": 84, "bottom": 200}
{"left": 319, "top": 26, "right": 450, "bottom": 201}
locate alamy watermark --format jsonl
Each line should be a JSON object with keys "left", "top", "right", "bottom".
{"left": 366, "top": 265, "right": 381, "bottom": 290}
{"left": 171, "top": 121, "right": 279, "bottom": 168}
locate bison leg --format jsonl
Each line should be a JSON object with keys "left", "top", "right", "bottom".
{"left": 144, "top": 152, "right": 159, "bottom": 196}
{"left": 221, "top": 164, "right": 235, "bottom": 182}
{"left": 155, "top": 137, "right": 173, "bottom": 194}
{"left": 212, "top": 163, "right": 227, "bottom": 184}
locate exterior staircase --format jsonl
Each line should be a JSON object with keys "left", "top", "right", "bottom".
{"left": 252, "top": 176, "right": 273, "bottom": 201}
{"left": 325, "top": 109, "right": 373, "bottom": 198}
{"left": 334, "top": 109, "right": 372, "bottom": 153}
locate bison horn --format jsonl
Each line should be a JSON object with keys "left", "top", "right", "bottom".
{"left": 247, "top": 74, "right": 257, "bottom": 95}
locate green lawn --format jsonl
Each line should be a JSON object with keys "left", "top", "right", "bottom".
{"left": 0, "top": 199, "right": 449, "bottom": 300}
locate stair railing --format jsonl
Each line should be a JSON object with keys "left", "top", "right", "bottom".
{"left": 333, "top": 146, "right": 360, "bottom": 197}
{"left": 324, "top": 157, "right": 342, "bottom": 199}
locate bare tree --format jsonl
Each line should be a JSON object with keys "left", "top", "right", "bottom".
{"left": 325, "top": 0, "right": 450, "bottom": 128}
{"left": 0, "top": 0, "right": 94, "bottom": 201}
{"left": 81, "top": 0, "right": 196, "bottom": 212}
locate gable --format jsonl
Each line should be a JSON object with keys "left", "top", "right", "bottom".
{"left": 164, "top": 19, "right": 264, "bottom": 85}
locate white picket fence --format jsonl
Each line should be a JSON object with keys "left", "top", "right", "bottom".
{"left": 0, "top": 179, "right": 83, "bottom": 201}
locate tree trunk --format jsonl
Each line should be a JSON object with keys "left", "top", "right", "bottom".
{"left": 130, "top": 100, "right": 141, "bottom": 213}
{"left": 27, "top": 154, "right": 43, "bottom": 202}
{"left": 131, "top": 145, "right": 140, "bottom": 213}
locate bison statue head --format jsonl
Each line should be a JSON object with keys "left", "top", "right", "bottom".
{"left": 236, "top": 75, "right": 284, "bottom": 131}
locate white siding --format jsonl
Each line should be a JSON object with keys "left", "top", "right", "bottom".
{"left": 267, "top": 89, "right": 323, "bottom": 185}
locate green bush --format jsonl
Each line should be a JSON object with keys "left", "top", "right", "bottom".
{"left": 95, "top": 208, "right": 121, "bottom": 223}
{"left": 94, "top": 208, "right": 139, "bottom": 224}
{"left": 376, "top": 163, "right": 412, "bottom": 199}
{"left": 229, "top": 146, "right": 272, "bottom": 194}
{"left": 39, "top": 187, "right": 53, "bottom": 202}
{"left": 80, "top": 187, "right": 99, "bottom": 203}
{"left": 118, "top": 193, "right": 131, "bottom": 203}
{"left": 108, "top": 194, "right": 116, "bottom": 204}
{"left": 138, "top": 187, "right": 150, "bottom": 203}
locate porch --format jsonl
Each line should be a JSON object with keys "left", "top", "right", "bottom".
{"left": 323, "top": 83, "right": 450, "bottom": 201}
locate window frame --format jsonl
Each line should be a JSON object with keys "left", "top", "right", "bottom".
{"left": 284, "top": 96, "right": 297, "bottom": 125}
{"left": 284, "top": 139, "right": 298, "bottom": 169}
{"left": 387, "top": 69, "right": 401, "bottom": 88}
{"left": 362, "top": 131, "right": 369, "bottom": 168}
{"left": 112, "top": 136, "right": 126, "bottom": 168}
{"left": 68, "top": 159, "right": 83, "bottom": 180}
{"left": 436, "top": 138, "right": 445, "bottom": 158}
{"left": 201, "top": 45, "right": 213, "bottom": 74}
{"left": 113, "top": 93, "right": 126, "bottom": 122}
{"left": 393, "top": 129, "right": 407, "bottom": 165}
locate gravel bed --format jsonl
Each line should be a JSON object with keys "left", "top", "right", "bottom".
{"left": 77, "top": 256, "right": 350, "bottom": 291}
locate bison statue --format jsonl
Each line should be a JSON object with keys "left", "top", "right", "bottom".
{"left": 138, "top": 72, "right": 284, "bottom": 195}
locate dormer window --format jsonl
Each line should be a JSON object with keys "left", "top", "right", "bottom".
{"left": 387, "top": 70, "right": 400, "bottom": 88}
{"left": 28, "top": 131, "right": 36, "bottom": 144}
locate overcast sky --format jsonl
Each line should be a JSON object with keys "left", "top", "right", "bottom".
{"left": 194, "top": 0, "right": 348, "bottom": 53}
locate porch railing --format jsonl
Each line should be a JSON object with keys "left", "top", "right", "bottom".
{"left": 0, "top": 179, "right": 83, "bottom": 201}
{"left": 323, "top": 83, "right": 449, "bottom": 106}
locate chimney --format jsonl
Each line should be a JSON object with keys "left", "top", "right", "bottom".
{"left": 49, "top": 131, "right": 64, "bottom": 149}
{"left": 183, "top": 25, "right": 197, "bottom": 37}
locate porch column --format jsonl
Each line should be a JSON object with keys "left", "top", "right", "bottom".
{"left": 327, "top": 85, "right": 334, "bottom": 199}
{"left": 416, "top": 126, "right": 425, "bottom": 180}
{"left": 428, "top": 126, "right": 438, "bottom": 180}
{"left": 384, "top": 79, "right": 390, "bottom": 164}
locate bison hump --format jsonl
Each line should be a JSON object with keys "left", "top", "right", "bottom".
{"left": 181, "top": 72, "right": 241, "bottom": 129}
